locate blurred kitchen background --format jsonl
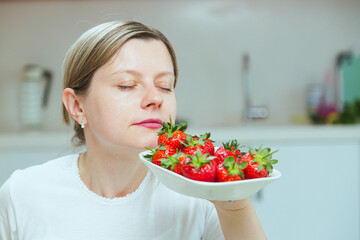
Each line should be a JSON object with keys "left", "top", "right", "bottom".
{"left": 1, "top": 0, "right": 360, "bottom": 239}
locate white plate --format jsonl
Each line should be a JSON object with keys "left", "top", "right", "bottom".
{"left": 139, "top": 150, "right": 281, "bottom": 201}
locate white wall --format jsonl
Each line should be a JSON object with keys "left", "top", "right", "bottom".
{"left": 0, "top": 0, "right": 360, "bottom": 131}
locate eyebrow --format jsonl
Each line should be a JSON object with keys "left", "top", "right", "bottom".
{"left": 111, "top": 69, "right": 141, "bottom": 77}
{"left": 111, "top": 69, "right": 174, "bottom": 80}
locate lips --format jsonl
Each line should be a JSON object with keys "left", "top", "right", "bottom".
{"left": 134, "top": 118, "right": 163, "bottom": 129}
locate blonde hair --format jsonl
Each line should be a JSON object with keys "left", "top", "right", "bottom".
{"left": 62, "top": 21, "right": 178, "bottom": 146}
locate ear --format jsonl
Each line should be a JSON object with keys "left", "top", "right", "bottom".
{"left": 62, "top": 88, "right": 86, "bottom": 125}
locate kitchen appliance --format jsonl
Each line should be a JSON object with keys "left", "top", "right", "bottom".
{"left": 242, "top": 53, "right": 268, "bottom": 122}
{"left": 20, "top": 65, "right": 52, "bottom": 130}
{"left": 336, "top": 53, "right": 360, "bottom": 110}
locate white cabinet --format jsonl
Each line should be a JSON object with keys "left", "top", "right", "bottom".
{"left": 247, "top": 140, "right": 360, "bottom": 240}
{"left": 1, "top": 128, "right": 359, "bottom": 239}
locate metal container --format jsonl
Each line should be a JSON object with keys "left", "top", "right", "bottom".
{"left": 20, "top": 65, "right": 52, "bottom": 130}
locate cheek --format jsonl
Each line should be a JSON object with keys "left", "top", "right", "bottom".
{"left": 165, "top": 94, "right": 177, "bottom": 118}
{"left": 85, "top": 92, "right": 134, "bottom": 131}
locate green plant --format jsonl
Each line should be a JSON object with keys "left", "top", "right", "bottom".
{"left": 334, "top": 98, "right": 360, "bottom": 124}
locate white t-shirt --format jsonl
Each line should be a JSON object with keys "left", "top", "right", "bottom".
{"left": 0, "top": 154, "right": 225, "bottom": 240}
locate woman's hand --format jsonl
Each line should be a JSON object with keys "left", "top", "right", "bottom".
{"left": 210, "top": 198, "right": 267, "bottom": 240}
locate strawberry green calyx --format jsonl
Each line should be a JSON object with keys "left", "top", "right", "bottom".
{"left": 223, "top": 139, "right": 244, "bottom": 158}
{"left": 186, "top": 149, "right": 216, "bottom": 171}
{"left": 199, "top": 132, "right": 213, "bottom": 142}
{"left": 144, "top": 145, "right": 167, "bottom": 161}
{"left": 160, "top": 152, "right": 182, "bottom": 171}
{"left": 157, "top": 117, "right": 188, "bottom": 139}
{"left": 223, "top": 139, "right": 243, "bottom": 151}
{"left": 223, "top": 156, "right": 247, "bottom": 179}
{"left": 249, "top": 145, "right": 279, "bottom": 173}
{"left": 183, "top": 132, "right": 213, "bottom": 147}
{"left": 182, "top": 134, "right": 195, "bottom": 147}
{"left": 144, "top": 147, "right": 157, "bottom": 161}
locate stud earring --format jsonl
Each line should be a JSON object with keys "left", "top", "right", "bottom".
{"left": 81, "top": 119, "right": 85, "bottom": 129}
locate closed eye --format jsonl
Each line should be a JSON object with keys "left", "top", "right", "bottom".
{"left": 158, "top": 87, "right": 172, "bottom": 92}
{"left": 118, "top": 85, "right": 136, "bottom": 90}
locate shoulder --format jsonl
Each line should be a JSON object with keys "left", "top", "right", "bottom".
{"left": 2, "top": 154, "right": 79, "bottom": 198}
{"left": 0, "top": 177, "right": 12, "bottom": 215}
{"left": 12, "top": 154, "right": 77, "bottom": 178}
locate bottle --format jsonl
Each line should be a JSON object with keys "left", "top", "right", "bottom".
{"left": 307, "top": 83, "right": 324, "bottom": 122}
{"left": 20, "top": 65, "right": 52, "bottom": 130}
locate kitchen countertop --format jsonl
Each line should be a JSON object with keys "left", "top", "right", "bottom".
{"left": 188, "top": 124, "right": 360, "bottom": 142}
{"left": 0, "top": 130, "right": 74, "bottom": 149}
{"left": 1, "top": 124, "right": 360, "bottom": 149}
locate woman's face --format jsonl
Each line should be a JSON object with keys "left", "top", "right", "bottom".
{"left": 81, "top": 38, "right": 177, "bottom": 151}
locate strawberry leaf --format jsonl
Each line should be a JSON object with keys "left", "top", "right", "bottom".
{"left": 160, "top": 154, "right": 181, "bottom": 171}
{"left": 223, "top": 156, "right": 236, "bottom": 167}
{"left": 144, "top": 154, "right": 153, "bottom": 161}
{"left": 177, "top": 121, "right": 188, "bottom": 131}
{"left": 239, "top": 161, "right": 247, "bottom": 169}
{"left": 223, "top": 139, "right": 242, "bottom": 153}
{"left": 270, "top": 159, "right": 278, "bottom": 164}
{"left": 249, "top": 147, "right": 256, "bottom": 156}
{"left": 144, "top": 147, "right": 156, "bottom": 161}
{"left": 187, "top": 149, "right": 214, "bottom": 171}
{"left": 167, "top": 132, "right": 173, "bottom": 139}
{"left": 145, "top": 147, "right": 155, "bottom": 152}
{"left": 266, "top": 164, "right": 273, "bottom": 173}
{"left": 158, "top": 117, "right": 188, "bottom": 136}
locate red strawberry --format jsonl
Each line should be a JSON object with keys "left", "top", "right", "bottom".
{"left": 214, "top": 146, "right": 237, "bottom": 165}
{"left": 182, "top": 133, "right": 215, "bottom": 156}
{"left": 216, "top": 156, "right": 247, "bottom": 182}
{"left": 144, "top": 145, "right": 176, "bottom": 166}
{"left": 181, "top": 149, "right": 217, "bottom": 182}
{"left": 227, "top": 140, "right": 243, "bottom": 158}
{"left": 160, "top": 152, "right": 187, "bottom": 175}
{"left": 157, "top": 119, "right": 187, "bottom": 150}
{"left": 240, "top": 145, "right": 278, "bottom": 179}
{"left": 214, "top": 139, "right": 243, "bottom": 165}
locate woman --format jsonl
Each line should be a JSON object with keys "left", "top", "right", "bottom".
{"left": 0, "top": 21, "right": 266, "bottom": 240}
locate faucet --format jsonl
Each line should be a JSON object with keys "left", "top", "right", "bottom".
{"left": 242, "top": 53, "right": 269, "bottom": 122}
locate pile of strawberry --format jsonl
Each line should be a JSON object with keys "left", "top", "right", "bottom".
{"left": 145, "top": 120, "right": 278, "bottom": 182}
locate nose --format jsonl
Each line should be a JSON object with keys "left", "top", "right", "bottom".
{"left": 140, "top": 85, "right": 163, "bottom": 110}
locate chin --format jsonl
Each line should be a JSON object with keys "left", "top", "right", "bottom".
{"left": 127, "top": 129, "right": 159, "bottom": 150}
{"left": 144, "top": 141, "right": 158, "bottom": 150}
{"left": 136, "top": 137, "right": 158, "bottom": 150}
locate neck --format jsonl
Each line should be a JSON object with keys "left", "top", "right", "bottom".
{"left": 78, "top": 146, "right": 148, "bottom": 199}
